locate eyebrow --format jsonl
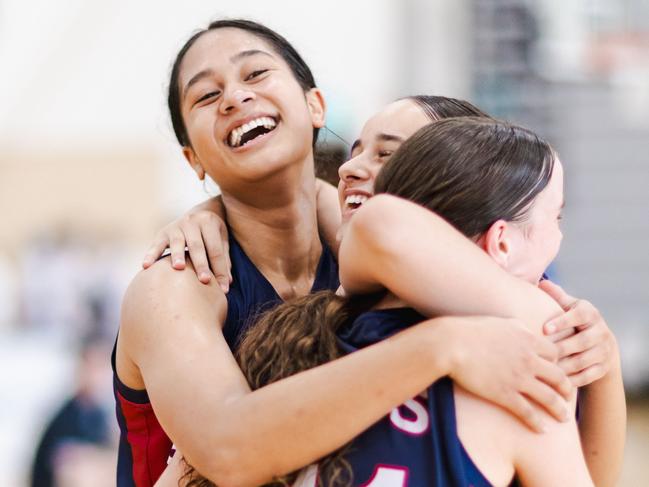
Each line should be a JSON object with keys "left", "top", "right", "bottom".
{"left": 183, "top": 69, "right": 214, "bottom": 100}
{"left": 350, "top": 132, "right": 405, "bottom": 155}
{"left": 230, "top": 49, "right": 274, "bottom": 63}
{"left": 377, "top": 133, "right": 404, "bottom": 143}
{"left": 182, "top": 50, "right": 274, "bottom": 100}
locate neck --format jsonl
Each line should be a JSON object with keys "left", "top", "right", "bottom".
{"left": 220, "top": 159, "right": 322, "bottom": 299}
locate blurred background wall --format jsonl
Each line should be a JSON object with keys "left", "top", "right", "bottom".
{"left": 1, "top": 0, "right": 648, "bottom": 485}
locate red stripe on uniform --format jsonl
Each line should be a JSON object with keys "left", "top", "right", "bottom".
{"left": 116, "top": 390, "right": 172, "bottom": 487}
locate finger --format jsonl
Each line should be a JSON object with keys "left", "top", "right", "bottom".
{"left": 531, "top": 336, "right": 559, "bottom": 363}
{"left": 534, "top": 359, "right": 573, "bottom": 400}
{"left": 220, "top": 224, "right": 232, "bottom": 284}
{"left": 521, "top": 379, "right": 570, "bottom": 423}
{"left": 504, "top": 393, "right": 547, "bottom": 433}
{"left": 554, "top": 327, "right": 601, "bottom": 358}
{"left": 168, "top": 229, "right": 188, "bottom": 270}
{"left": 201, "top": 219, "right": 230, "bottom": 292}
{"left": 142, "top": 237, "right": 169, "bottom": 269}
{"left": 538, "top": 279, "right": 576, "bottom": 310}
{"left": 544, "top": 306, "right": 589, "bottom": 335}
{"left": 568, "top": 364, "right": 606, "bottom": 388}
{"left": 558, "top": 346, "right": 604, "bottom": 376}
{"left": 182, "top": 224, "right": 212, "bottom": 284}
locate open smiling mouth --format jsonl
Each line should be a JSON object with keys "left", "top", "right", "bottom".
{"left": 227, "top": 117, "right": 278, "bottom": 148}
{"left": 345, "top": 194, "right": 369, "bottom": 210}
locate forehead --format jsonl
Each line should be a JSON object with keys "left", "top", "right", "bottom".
{"left": 179, "top": 28, "right": 276, "bottom": 83}
{"left": 361, "top": 99, "right": 431, "bottom": 140}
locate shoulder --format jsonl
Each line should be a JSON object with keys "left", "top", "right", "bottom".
{"left": 120, "top": 258, "right": 228, "bottom": 354}
{"left": 455, "top": 385, "right": 587, "bottom": 486}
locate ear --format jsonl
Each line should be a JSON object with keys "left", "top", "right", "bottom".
{"left": 479, "top": 219, "right": 512, "bottom": 268}
{"left": 182, "top": 146, "right": 206, "bottom": 181}
{"left": 305, "top": 87, "right": 326, "bottom": 128}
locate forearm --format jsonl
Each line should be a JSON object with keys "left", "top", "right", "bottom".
{"left": 577, "top": 352, "right": 626, "bottom": 487}
{"left": 199, "top": 318, "right": 454, "bottom": 486}
{"left": 341, "top": 195, "right": 563, "bottom": 332}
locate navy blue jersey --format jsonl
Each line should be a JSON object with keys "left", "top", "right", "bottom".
{"left": 113, "top": 233, "right": 338, "bottom": 487}
{"left": 223, "top": 231, "right": 339, "bottom": 348}
{"left": 311, "top": 308, "right": 493, "bottom": 487}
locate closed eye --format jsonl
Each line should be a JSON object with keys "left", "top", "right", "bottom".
{"left": 245, "top": 69, "right": 268, "bottom": 81}
{"left": 195, "top": 91, "right": 220, "bottom": 106}
{"left": 378, "top": 150, "right": 394, "bottom": 158}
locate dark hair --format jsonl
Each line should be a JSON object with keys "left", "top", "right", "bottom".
{"left": 314, "top": 96, "right": 488, "bottom": 187}
{"left": 168, "top": 19, "right": 318, "bottom": 148}
{"left": 406, "top": 95, "right": 490, "bottom": 121}
{"left": 375, "top": 117, "right": 555, "bottom": 238}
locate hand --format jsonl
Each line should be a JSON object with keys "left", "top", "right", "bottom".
{"left": 540, "top": 280, "right": 618, "bottom": 387}
{"left": 142, "top": 209, "right": 231, "bottom": 291}
{"left": 153, "top": 449, "right": 186, "bottom": 487}
{"left": 445, "top": 315, "right": 573, "bottom": 433}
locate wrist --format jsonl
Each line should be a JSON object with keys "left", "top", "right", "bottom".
{"left": 585, "top": 345, "right": 622, "bottom": 392}
{"left": 419, "top": 317, "right": 460, "bottom": 379}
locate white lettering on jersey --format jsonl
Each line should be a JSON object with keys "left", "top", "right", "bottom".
{"left": 292, "top": 464, "right": 318, "bottom": 487}
{"left": 360, "top": 465, "right": 409, "bottom": 486}
{"left": 389, "top": 398, "right": 429, "bottom": 435}
{"left": 167, "top": 444, "right": 177, "bottom": 465}
{"left": 293, "top": 464, "right": 408, "bottom": 487}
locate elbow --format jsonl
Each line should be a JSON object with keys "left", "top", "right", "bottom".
{"left": 185, "top": 442, "right": 273, "bottom": 487}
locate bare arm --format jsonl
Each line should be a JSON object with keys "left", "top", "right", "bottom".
{"left": 122, "top": 261, "right": 564, "bottom": 486}
{"left": 540, "top": 281, "right": 626, "bottom": 487}
{"left": 514, "top": 402, "right": 594, "bottom": 486}
{"left": 142, "top": 178, "right": 340, "bottom": 286}
{"left": 577, "top": 358, "right": 625, "bottom": 487}
{"left": 339, "top": 194, "right": 564, "bottom": 327}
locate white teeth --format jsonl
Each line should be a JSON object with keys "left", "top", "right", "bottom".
{"left": 228, "top": 117, "right": 277, "bottom": 147}
{"left": 345, "top": 194, "right": 369, "bottom": 207}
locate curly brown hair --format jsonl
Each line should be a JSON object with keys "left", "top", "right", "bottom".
{"left": 181, "top": 290, "right": 364, "bottom": 487}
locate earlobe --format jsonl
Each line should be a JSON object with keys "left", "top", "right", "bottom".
{"left": 182, "top": 146, "right": 206, "bottom": 181}
{"left": 305, "top": 88, "right": 326, "bottom": 128}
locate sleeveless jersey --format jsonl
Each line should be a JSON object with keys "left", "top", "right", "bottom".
{"left": 112, "top": 233, "right": 339, "bottom": 487}
{"left": 297, "top": 308, "right": 494, "bottom": 487}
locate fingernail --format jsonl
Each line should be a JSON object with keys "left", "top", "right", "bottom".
{"left": 220, "top": 283, "right": 229, "bottom": 293}
{"left": 200, "top": 272, "right": 211, "bottom": 282}
{"left": 174, "top": 259, "right": 183, "bottom": 267}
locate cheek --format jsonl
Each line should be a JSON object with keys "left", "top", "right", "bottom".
{"left": 337, "top": 179, "right": 345, "bottom": 204}
{"left": 186, "top": 110, "right": 217, "bottom": 149}
{"left": 367, "top": 165, "right": 382, "bottom": 192}
{"left": 267, "top": 77, "right": 311, "bottom": 122}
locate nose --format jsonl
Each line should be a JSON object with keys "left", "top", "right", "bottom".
{"left": 338, "top": 153, "right": 371, "bottom": 183}
{"left": 220, "top": 87, "right": 255, "bottom": 114}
